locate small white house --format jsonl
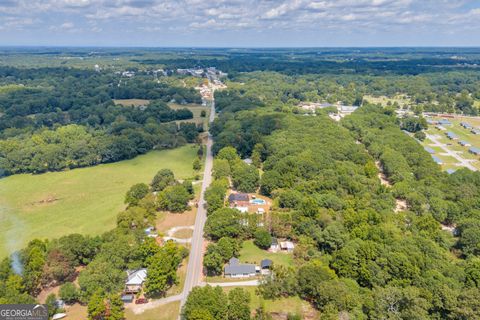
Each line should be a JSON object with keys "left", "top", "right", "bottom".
{"left": 269, "top": 237, "right": 280, "bottom": 252}
{"left": 280, "top": 241, "right": 295, "bottom": 253}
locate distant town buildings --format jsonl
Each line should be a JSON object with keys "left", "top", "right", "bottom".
{"left": 121, "top": 71, "right": 135, "bottom": 78}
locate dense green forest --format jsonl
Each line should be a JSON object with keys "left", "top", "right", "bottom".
{"left": 0, "top": 67, "right": 203, "bottom": 175}
{"left": 195, "top": 72, "right": 480, "bottom": 318}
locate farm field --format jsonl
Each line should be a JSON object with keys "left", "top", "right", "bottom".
{"left": 169, "top": 103, "right": 210, "bottom": 127}
{"left": 223, "top": 286, "right": 318, "bottom": 319}
{"left": 113, "top": 98, "right": 150, "bottom": 107}
{"left": 0, "top": 145, "right": 198, "bottom": 258}
{"left": 239, "top": 240, "right": 294, "bottom": 267}
{"left": 421, "top": 116, "right": 480, "bottom": 171}
{"left": 364, "top": 94, "right": 411, "bottom": 107}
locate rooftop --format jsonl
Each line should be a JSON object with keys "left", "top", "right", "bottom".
{"left": 126, "top": 268, "right": 147, "bottom": 286}
{"left": 224, "top": 258, "right": 256, "bottom": 275}
{"left": 432, "top": 155, "right": 443, "bottom": 164}
{"left": 446, "top": 132, "right": 458, "bottom": 138}
{"left": 424, "top": 147, "right": 435, "bottom": 154}
{"left": 261, "top": 259, "right": 273, "bottom": 269}
{"left": 469, "top": 147, "right": 480, "bottom": 154}
{"left": 228, "top": 193, "right": 249, "bottom": 202}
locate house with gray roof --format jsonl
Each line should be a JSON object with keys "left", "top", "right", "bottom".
{"left": 224, "top": 258, "right": 257, "bottom": 278}
{"left": 461, "top": 122, "right": 472, "bottom": 129}
{"left": 446, "top": 132, "right": 458, "bottom": 140}
{"left": 432, "top": 156, "right": 443, "bottom": 165}
{"left": 469, "top": 147, "right": 480, "bottom": 156}
{"left": 424, "top": 147, "right": 435, "bottom": 154}
{"left": 125, "top": 268, "right": 147, "bottom": 293}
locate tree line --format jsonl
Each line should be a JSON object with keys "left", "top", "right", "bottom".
{"left": 0, "top": 67, "right": 204, "bottom": 176}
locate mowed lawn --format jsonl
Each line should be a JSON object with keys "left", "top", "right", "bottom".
{"left": 0, "top": 145, "right": 198, "bottom": 258}
{"left": 239, "top": 240, "right": 294, "bottom": 267}
{"left": 223, "top": 286, "right": 318, "bottom": 318}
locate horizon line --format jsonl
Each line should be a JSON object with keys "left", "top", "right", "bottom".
{"left": 1, "top": 45, "right": 480, "bottom": 49}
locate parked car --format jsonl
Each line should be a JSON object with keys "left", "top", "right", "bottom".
{"left": 135, "top": 298, "right": 148, "bottom": 304}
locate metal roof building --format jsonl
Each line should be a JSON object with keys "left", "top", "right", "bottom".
{"left": 432, "top": 156, "right": 443, "bottom": 165}
{"left": 224, "top": 258, "right": 256, "bottom": 278}
{"left": 424, "top": 147, "right": 435, "bottom": 154}
{"left": 446, "top": 132, "right": 458, "bottom": 140}
{"left": 469, "top": 147, "right": 480, "bottom": 155}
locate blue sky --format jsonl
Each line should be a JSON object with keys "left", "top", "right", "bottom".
{"left": 0, "top": 0, "right": 479, "bottom": 47}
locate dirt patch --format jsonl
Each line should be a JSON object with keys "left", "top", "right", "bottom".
{"left": 37, "top": 266, "right": 83, "bottom": 303}
{"left": 64, "top": 303, "right": 87, "bottom": 320}
{"left": 156, "top": 209, "right": 196, "bottom": 233}
{"left": 37, "top": 285, "right": 61, "bottom": 304}
{"left": 28, "top": 195, "right": 61, "bottom": 208}
{"left": 395, "top": 199, "right": 407, "bottom": 212}
{"left": 375, "top": 161, "right": 392, "bottom": 187}
{"left": 172, "top": 228, "right": 193, "bottom": 239}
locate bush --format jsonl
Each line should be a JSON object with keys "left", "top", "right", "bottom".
{"left": 193, "top": 158, "right": 202, "bottom": 171}
{"left": 414, "top": 131, "right": 426, "bottom": 141}
{"left": 59, "top": 282, "right": 78, "bottom": 304}
{"left": 157, "top": 185, "right": 190, "bottom": 212}
{"left": 254, "top": 229, "right": 272, "bottom": 250}
{"left": 151, "top": 169, "right": 176, "bottom": 192}
{"left": 125, "top": 183, "right": 149, "bottom": 206}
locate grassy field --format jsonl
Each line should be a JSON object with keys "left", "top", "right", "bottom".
{"left": 0, "top": 145, "right": 198, "bottom": 258}
{"left": 113, "top": 99, "right": 150, "bottom": 107}
{"left": 239, "top": 240, "right": 294, "bottom": 267}
{"left": 169, "top": 103, "right": 209, "bottom": 127}
{"left": 364, "top": 94, "right": 411, "bottom": 107}
{"left": 125, "top": 301, "right": 180, "bottom": 320}
{"left": 224, "top": 286, "right": 318, "bottom": 319}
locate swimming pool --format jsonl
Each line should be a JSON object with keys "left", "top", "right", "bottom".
{"left": 250, "top": 199, "right": 266, "bottom": 205}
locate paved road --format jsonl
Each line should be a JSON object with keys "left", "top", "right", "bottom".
{"left": 426, "top": 133, "right": 477, "bottom": 171}
{"left": 178, "top": 89, "right": 216, "bottom": 315}
{"left": 203, "top": 280, "right": 260, "bottom": 287}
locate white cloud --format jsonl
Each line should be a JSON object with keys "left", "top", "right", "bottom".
{"left": 0, "top": 0, "right": 479, "bottom": 43}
